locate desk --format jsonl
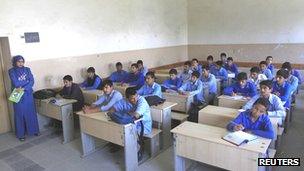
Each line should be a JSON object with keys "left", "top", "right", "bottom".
{"left": 35, "top": 98, "right": 77, "bottom": 144}
{"left": 163, "top": 92, "right": 194, "bottom": 113}
{"left": 77, "top": 112, "right": 139, "bottom": 171}
{"left": 82, "top": 89, "right": 103, "bottom": 104}
{"left": 155, "top": 73, "right": 169, "bottom": 84}
{"left": 113, "top": 83, "right": 133, "bottom": 97}
{"left": 218, "top": 95, "right": 249, "bottom": 109}
{"left": 150, "top": 102, "right": 177, "bottom": 150}
{"left": 171, "top": 121, "right": 271, "bottom": 171}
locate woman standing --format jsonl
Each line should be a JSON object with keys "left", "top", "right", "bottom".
{"left": 9, "top": 55, "right": 39, "bottom": 141}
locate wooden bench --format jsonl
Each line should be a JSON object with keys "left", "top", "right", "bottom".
{"left": 143, "top": 128, "right": 162, "bottom": 157}
{"left": 163, "top": 92, "right": 194, "bottom": 113}
{"left": 171, "top": 112, "right": 188, "bottom": 123}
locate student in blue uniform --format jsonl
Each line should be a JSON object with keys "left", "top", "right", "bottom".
{"left": 242, "top": 80, "right": 286, "bottom": 125}
{"left": 82, "top": 80, "right": 123, "bottom": 113}
{"left": 137, "top": 71, "right": 162, "bottom": 98}
{"left": 266, "top": 56, "right": 275, "bottom": 75}
{"left": 212, "top": 60, "right": 228, "bottom": 89}
{"left": 223, "top": 72, "right": 257, "bottom": 98}
{"left": 162, "top": 68, "right": 182, "bottom": 92}
{"left": 259, "top": 61, "right": 273, "bottom": 80}
{"left": 282, "top": 62, "right": 301, "bottom": 88}
{"left": 201, "top": 65, "right": 217, "bottom": 104}
{"left": 225, "top": 57, "right": 239, "bottom": 75}
{"left": 137, "top": 60, "right": 148, "bottom": 76}
{"left": 191, "top": 58, "right": 203, "bottom": 75}
{"left": 178, "top": 71, "right": 205, "bottom": 122}
{"left": 109, "top": 62, "right": 128, "bottom": 83}
{"left": 227, "top": 97, "right": 274, "bottom": 139}
{"left": 9, "top": 55, "right": 40, "bottom": 141}
{"left": 207, "top": 55, "right": 216, "bottom": 73}
{"left": 272, "top": 69, "right": 293, "bottom": 109}
{"left": 249, "top": 66, "right": 267, "bottom": 89}
{"left": 59, "top": 75, "right": 84, "bottom": 111}
{"left": 122, "top": 63, "right": 145, "bottom": 90}
{"left": 220, "top": 52, "right": 227, "bottom": 65}
{"left": 178, "top": 61, "right": 193, "bottom": 83}
{"left": 80, "top": 67, "right": 102, "bottom": 90}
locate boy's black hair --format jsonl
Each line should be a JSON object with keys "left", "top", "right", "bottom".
{"left": 207, "top": 55, "right": 213, "bottom": 61}
{"left": 215, "top": 60, "right": 223, "bottom": 66}
{"left": 116, "top": 62, "right": 122, "bottom": 67}
{"left": 63, "top": 75, "right": 73, "bottom": 81}
{"left": 276, "top": 69, "right": 289, "bottom": 79}
{"left": 145, "top": 71, "right": 155, "bottom": 79}
{"left": 184, "top": 61, "right": 191, "bottom": 67}
{"left": 227, "top": 57, "right": 233, "bottom": 61}
{"left": 236, "top": 72, "right": 248, "bottom": 81}
{"left": 131, "top": 63, "right": 139, "bottom": 68}
{"left": 266, "top": 56, "right": 273, "bottom": 60}
{"left": 169, "top": 69, "right": 178, "bottom": 75}
{"left": 250, "top": 66, "right": 260, "bottom": 73}
{"left": 260, "top": 80, "right": 273, "bottom": 89}
{"left": 281, "top": 62, "right": 292, "bottom": 72}
{"left": 137, "top": 60, "right": 143, "bottom": 65}
{"left": 87, "top": 67, "right": 95, "bottom": 73}
{"left": 192, "top": 58, "right": 199, "bottom": 63}
{"left": 202, "top": 64, "right": 210, "bottom": 71}
{"left": 125, "top": 87, "right": 137, "bottom": 98}
{"left": 259, "top": 61, "right": 267, "bottom": 66}
{"left": 253, "top": 97, "right": 270, "bottom": 110}
{"left": 220, "top": 53, "right": 227, "bottom": 57}
{"left": 101, "top": 79, "right": 113, "bottom": 89}
{"left": 191, "top": 71, "right": 200, "bottom": 78}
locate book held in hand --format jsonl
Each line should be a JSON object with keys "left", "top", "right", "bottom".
{"left": 222, "top": 131, "right": 258, "bottom": 146}
{"left": 8, "top": 88, "right": 24, "bottom": 103}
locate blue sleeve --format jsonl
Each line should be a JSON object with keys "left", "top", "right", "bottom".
{"left": 190, "top": 81, "right": 203, "bottom": 96}
{"left": 294, "top": 70, "right": 302, "bottom": 84}
{"left": 152, "top": 84, "right": 162, "bottom": 97}
{"left": 80, "top": 80, "right": 88, "bottom": 88}
{"left": 135, "top": 97, "right": 149, "bottom": 116}
{"left": 227, "top": 112, "right": 245, "bottom": 131}
{"left": 266, "top": 70, "right": 273, "bottom": 80}
{"left": 109, "top": 72, "right": 117, "bottom": 82}
{"left": 100, "top": 93, "right": 123, "bottom": 111}
{"left": 9, "top": 69, "right": 23, "bottom": 88}
{"left": 251, "top": 117, "right": 274, "bottom": 139}
{"left": 178, "top": 82, "right": 187, "bottom": 92}
{"left": 129, "top": 74, "right": 144, "bottom": 87}
{"left": 248, "top": 82, "right": 258, "bottom": 97}
{"left": 270, "top": 65, "right": 275, "bottom": 75}
{"left": 279, "top": 84, "right": 292, "bottom": 102}
{"left": 93, "top": 95, "right": 106, "bottom": 106}
{"left": 242, "top": 95, "right": 258, "bottom": 110}
{"left": 137, "top": 85, "right": 145, "bottom": 96}
{"left": 85, "top": 77, "right": 102, "bottom": 90}
{"left": 221, "top": 69, "right": 228, "bottom": 81}
{"left": 176, "top": 78, "right": 183, "bottom": 90}
{"left": 23, "top": 68, "right": 35, "bottom": 91}
{"left": 223, "top": 85, "right": 234, "bottom": 96}
{"left": 233, "top": 64, "right": 239, "bottom": 74}
{"left": 162, "top": 79, "right": 171, "bottom": 88}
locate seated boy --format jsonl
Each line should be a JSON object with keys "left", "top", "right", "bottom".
{"left": 109, "top": 62, "right": 128, "bottom": 83}
{"left": 80, "top": 67, "right": 102, "bottom": 90}
{"left": 282, "top": 62, "right": 301, "bottom": 91}
{"left": 137, "top": 60, "right": 148, "bottom": 76}
{"left": 223, "top": 72, "right": 257, "bottom": 98}
{"left": 137, "top": 71, "right": 162, "bottom": 98}
{"left": 178, "top": 61, "right": 193, "bottom": 83}
{"left": 191, "top": 58, "right": 203, "bottom": 75}
{"left": 178, "top": 71, "right": 205, "bottom": 122}
{"left": 266, "top": 56, "right": 275, "bottom": 75}
{"left": 122, "top": 63, "right": 145, "bottom": 90}
{"left": 220, "top": 52, "right": 227, "bottom": 64}
{"left": 227, "top": 97, "right": 274, "bottom": 139}
{"left": 249, "top": 66, "right": 267, "bottom": 89}
{"left": 59, "top": 75, "right": 84, "bottom": 111}
{"left": 259, "top": 61, "right": 273, "bottom": 80}
{"left": 162, "top": 68, "right": 182, "bottom": 92}
{"left": 242, "top": 80, "right": 286, "bottom": 125}
{"left": 201, "top": 65, "right": 217, "bottom": 103}
{"left": 212, "top": 60, "right": 228, "bottom": 89}
{"left": 82, "top": 80, "right": 123, "bottom": 113}
{"left": 272, "top": 69, "right": 293, "bottom": 109}
{"left": 207, "top": 55, "right": 216, "bottom": 73}
{"left": 225, "top": 57, "right": 239, "bottom": 75}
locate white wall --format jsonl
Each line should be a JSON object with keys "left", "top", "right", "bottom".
{"left": 0, "top": 0, "right": 187, "bottom": 61}
{"left": 188, "top": 0, "right": 304, "bottom": 44}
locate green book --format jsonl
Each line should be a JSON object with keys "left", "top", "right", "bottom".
{"left": 8, "top": 88, "right": 24, "bottom": 103}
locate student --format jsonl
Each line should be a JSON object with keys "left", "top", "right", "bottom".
{"left": 220, "top": 52, "right": 227, "bottom": 64}
{"left": 109, "top": 62, "right": 128, "bottom": 83}
{"left": 137, "top": 60, "right": 148, "bottom": 76}
{"left": 162, "top": 68, "right": 183, "bottom": 92}
{"left": 137, "top": 71, "right": 162, "bottom": 98}
{"left": 259, "top": 61, "right": 273, "bottom": 80}
{"left": 249, "top": 66, "right": 267, "bottom": 89}
{"left": 224, "top": 57, "right": 239, "bottom": 75}
{"left": 178, "top": 61, "right": 193, "bottom": 83}
{"left": 191, "top": 58, "right": 203, "bottom": 75}
{"left": 207, "top": 55, "right": 216, "bottom": 73}
{"left": 282, "top": 62, "right": 301, "bottom": 88}
{"left": 272, "top": 69, "right": 293, "bottom": 109}
{"left": 227, "top": 98, "right": 274, "bottom": 139}
{"left": 80, "top": 67, "right": 102, "bottom": 90}
{"left": 201, "top": 65, "right": 217, "bottom": 103}
{"left": 59, "top": 75, "right": 84, "bottom": 111}
{"left": 82, "top": 80, "right": 123, "bottom": 113}
{"left": 122, "top": 63, "right": 145, "bottom": 90}
{"left": 242, "top": 80, "right": 285, "bottom": 125}
{"left": 223, "top": 72, "right": 257, "bottom": 98}
{"left": 266, "top": 56, "right": 275, "bottom": 75}
{"left": 212, "top": 60, "right": 228, "bottom": 88}
{"left": 178, "top": 71, "right": 205, "bottom": 122}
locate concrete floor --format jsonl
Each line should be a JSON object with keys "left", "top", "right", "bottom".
{"left": 0, "top": 90, "right": 303, "bottom": 171}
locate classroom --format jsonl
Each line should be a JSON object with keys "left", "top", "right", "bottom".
{"left": 0, "top": 0, "right": 303, "bottom": 170}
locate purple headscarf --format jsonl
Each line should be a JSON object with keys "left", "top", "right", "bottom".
{"left": 12, "top": 55, "right": 25, "bottom": 67}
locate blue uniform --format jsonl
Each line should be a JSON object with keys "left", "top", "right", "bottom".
{"left": 212, "top": 67, "right": 228, "bottom": 81}
{"left": 178, "top": 79, "right": 204, "bottom": 103}
{"left": 267, "top": 64, "right": 275, "bottom": 75}
{"left": 162, "top": 77, "right": 183, "bottom": 91}
{"left": 93, "top": 90, "right": 123, "bottom": 111}
{"left": 192, "top": 65, "right": 203, "bottom": 75}
{"left": 137, "top": 82, "right": 162, "bottom": 98}
{"left": 113, "top": 96, "right": 152, "bottom": 135}
{"left": 178, "top": 70, "right": 193, "bottom": 83}
{"left": 9, "top": 65, "right": 39, "bottom": 139}
{"left": 224, "top": 63, "right": 239, "bottom": 75}
{"left": 242, "top": 94, "right": 286, "bottom": 124}
{"left": 109, "top": 70, "right": 128, "bottom": 83}
{"left": 123, "top": 72, "right": 145, "bottom": 89}
{"left": 201, "top": 73, "right": 217, "bottom": 94}
{"left": 291, "top": 69, "right": 302, "bottom": 85}
{"left": 223, "top": 81, "right": 257, "bottom": 97}
{"left": 261, "top": 68, "right": 273, "bottom": 80}
{"left": 139, "top": 66, "right": 148, "bottom": 76}
{"left": 227, "top": 110, "right": 274, "bottom": 139}
{"left": 272, "top": 81, "right": 292, "bottom": 108}
{"left": 80, "top": 75, "right": 102, "bottom": 90}
{"left": 208, "top": 63, "right": 217, "bottom": 74}
{"left": 287, "top": 75, "right": 299, "bottom": 93}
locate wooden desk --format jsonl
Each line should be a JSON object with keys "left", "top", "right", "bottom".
{"left": 155, "top": 73, "right": 169, "bottom": 84}
{"left": 163, "top": 92, "right": 194, "bottom": 113}
{"left": 113, "top": 83, "right": 133, "bottom": 97}
{"left": 171, "top": 121, "right": 271, "bottom": 171}
{"left": 218, "top": 95, "right": 249, "bottom": 109}
{"left": 77, "top": 112, "right": 139, "bottom": 171}
{"left": 82, "top": 89, "right": 103, "bottom": 104}
{"left": 35, "top": 98, "right": 77, "bottom": 144}
{"left": 150, "top": 102, "right": 177, "bottom": 150}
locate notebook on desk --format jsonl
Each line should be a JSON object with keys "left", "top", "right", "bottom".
{"left": 222, "top": 131, "right": 258, "bottom": 146}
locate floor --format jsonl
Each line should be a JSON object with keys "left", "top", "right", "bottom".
{"left": 0, "top": 91, "right": 303, "bottom": 171}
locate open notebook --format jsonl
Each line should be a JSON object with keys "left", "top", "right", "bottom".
{"left": 222, "top": 131, "right": 258, "bottom": 146}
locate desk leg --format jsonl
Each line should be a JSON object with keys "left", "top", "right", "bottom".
{"left": 161, "top": 108, "right": 172, "bottom": 150}
{"left": 124, "top": 124, "right": 138, "bottom": 171}
{"left": 186, "top": 97, "right": 193, "bottom": 113}
{"left": 61, "top": 105, "right": 74, "bottom": 144}
{"left": 173, "top": 135, "right": 185, "bottom": 171}
{"left": 80, "top": 132, "right": 96, "bottom": 157}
